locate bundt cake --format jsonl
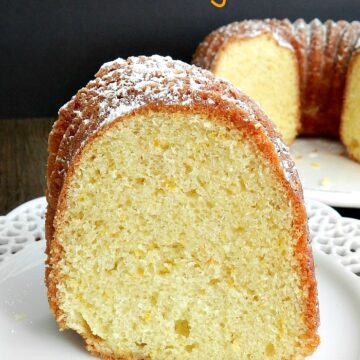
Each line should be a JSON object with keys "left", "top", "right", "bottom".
{"left": 46, "top": 55, "right": 319, "bottom": 359}
{"left": 193, "top": 19, "right": 360, "bottom": 162}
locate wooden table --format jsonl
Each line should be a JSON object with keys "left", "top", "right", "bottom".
{"left": 1, "top": 118, "right": 360, "bottom": 219}
{"left": 0, "top": 118, "right": 54, "bottom": 214}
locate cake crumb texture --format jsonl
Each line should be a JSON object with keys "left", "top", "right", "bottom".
{"left": 46, "top": 55, "right": 319, "bottom": 360}
{"left": 56, "top": 113, "right": 313, "bottom": 359}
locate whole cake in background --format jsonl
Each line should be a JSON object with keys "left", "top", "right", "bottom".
{"left": 46, "top": 55, "right": 319, "bottom": 359}
{"left": 193, "top": 19, "right": 360, "bottom": 162}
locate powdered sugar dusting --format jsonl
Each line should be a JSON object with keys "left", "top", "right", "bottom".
{"left": 77, "top": 55, "right": 257, "bottom": 128}
{"left": 50, "top": 55, "right": 301, "bottom": 197}
{"left": 219, "top": 20, "right": 294, "bottom": 51}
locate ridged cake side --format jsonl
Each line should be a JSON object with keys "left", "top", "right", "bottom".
{"left": 46, "top": 55, "right": 319, "bottom": 359}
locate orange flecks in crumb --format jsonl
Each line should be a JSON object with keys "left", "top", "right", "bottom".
{"left": 164, "top": 178, "right": 177, "bottom": 190}
{"left": 142, "top": 312, "right": 152, "bottom": 322}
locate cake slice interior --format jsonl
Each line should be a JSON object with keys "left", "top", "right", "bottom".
{"left": 53, "top": 108, "right": 313, "bottom": 359}
{"left": 341, "top": 55, "right": 360, "bottom": 161}
{"left": 213, "top": 34, "right": 300, "bottom": 143}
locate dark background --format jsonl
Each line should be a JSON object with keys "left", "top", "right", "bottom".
{"left": 2, "top": 0, "right": 360, "bottom": 119}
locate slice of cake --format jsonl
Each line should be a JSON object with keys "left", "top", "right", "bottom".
{"left": 46, "top": 55, "right": 319, "bottom": 359}
{"left": 193, "top": 20, "right": 301, "bottom": 144}
{"left": 193, "top": 19, "right": 360, "bottom": 162}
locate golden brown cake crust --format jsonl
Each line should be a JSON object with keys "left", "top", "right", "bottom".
{"left": 192, "top": 18, "right": 360, "bottom": 139}
{"left": 315, "top": 20, "right": 348, "bottom": 136}
{"left": 46, "top": 55, "right": 319, "bottom": 359}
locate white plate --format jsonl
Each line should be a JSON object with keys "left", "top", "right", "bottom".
{"left": 291, "top": 138, "right": 360, "bottom": 208}
{"left": 0, "top": 241, "right": 359, "bottom": 359}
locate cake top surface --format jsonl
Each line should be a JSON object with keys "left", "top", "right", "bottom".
{"left": 213, "top": 19, "right": 294, "bottom": 50}
{"left": 193, "top": 18, "right": 360, "bottom": 72}
{"left": 61, "top": 55, "right": 258, "bottom": 128}
{"left": 52, "top": 55, "right": 300, "bottom": 195}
